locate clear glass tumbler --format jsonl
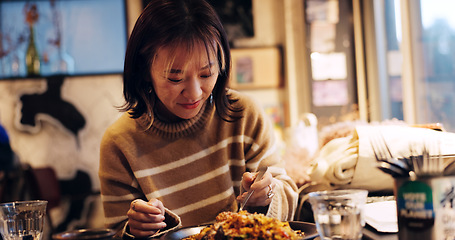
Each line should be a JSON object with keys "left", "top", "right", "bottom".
{"left": 309, "top": 189, "right": 368, "bottom": 240}
{"left": 0, "top": 200, "right": 48, "bottom": 240}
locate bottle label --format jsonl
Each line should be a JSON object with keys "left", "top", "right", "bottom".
{"left": 396, "top": 177, "right": 455, "bottom": 239}
{"left": 397, "top": 180, "right": 434, "bottom": 230}
{"left": 433, "top": 177, "right": 455, "bottom": 239}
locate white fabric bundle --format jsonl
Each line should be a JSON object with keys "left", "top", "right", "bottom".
{"left": 308, "top": 136, "right": 359, "bottom": 186}
{"left": 307, "top": 125, "right": 455, "bottom": 192}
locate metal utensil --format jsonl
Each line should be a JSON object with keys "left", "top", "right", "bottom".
{"left": 370, "top": 132, "right": 410, "bottom": 177}
{"left": 239, "top": 166, "right": 268, "bottom": 211}
{"left": 377, "top": 161, "right": 409, "bottom": 178}
{"left": 379, "top": 157, "right": 410, "bottom": 174}
{"left": 409, "top": 139, "right": 445, "bottom": 177}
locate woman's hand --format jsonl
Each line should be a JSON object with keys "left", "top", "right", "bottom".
{"left": 127, "top": 198, "right": 167, "bottom": 237}
{"left": 237, "top": 170, "right": 276, "bottom": 207}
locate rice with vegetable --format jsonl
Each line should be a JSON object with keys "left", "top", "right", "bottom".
{"left": 184, "top": 210, "right": 303, "bottom": 240}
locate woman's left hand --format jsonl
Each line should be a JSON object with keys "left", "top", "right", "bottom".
{"left": 237, "top": 171, "right": 276, "bottom": 207}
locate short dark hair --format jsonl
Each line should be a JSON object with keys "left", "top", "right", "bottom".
{"left": 121, "top": 0, "right": 242, "bottom": 122}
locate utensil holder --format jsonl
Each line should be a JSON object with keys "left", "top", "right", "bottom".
{"left": 394, "top": 176, "right": 455, "bottom": 240}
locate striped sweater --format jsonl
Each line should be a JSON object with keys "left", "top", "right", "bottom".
{"left": 99, "top": 90, "right": 298, "bottom": 233}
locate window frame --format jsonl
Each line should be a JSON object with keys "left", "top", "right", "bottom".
{"left": 362, "top": 0, "right": 425, "bottom": 125}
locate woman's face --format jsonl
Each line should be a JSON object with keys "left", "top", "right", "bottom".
{"left": 150, "top": 43, "right": 219, "bottom": 121}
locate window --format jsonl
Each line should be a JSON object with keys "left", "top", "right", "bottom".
{"left": 414, "top": 0, "right": 455, "bottom": 131}
{"left": 367, "top": 0, "right": 455, "bottom": 131}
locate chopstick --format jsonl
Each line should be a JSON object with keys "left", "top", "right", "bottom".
{"left": 239, "top": 166, "right": 268, "bottom": 211}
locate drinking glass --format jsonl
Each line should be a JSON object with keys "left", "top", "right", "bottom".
{"left": 0, "top": 200, "right": 48, "bottom": 240}
{"left": 309, "top": 189, "right": 368, "bottom": 240}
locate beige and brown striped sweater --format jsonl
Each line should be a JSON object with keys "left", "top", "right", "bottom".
{"left": 99, "top": 90, "right": 298, "bottom": 233}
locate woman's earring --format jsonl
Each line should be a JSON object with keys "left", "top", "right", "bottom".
{"left": 209, "top": 93, "right": 213, "bottom": 105}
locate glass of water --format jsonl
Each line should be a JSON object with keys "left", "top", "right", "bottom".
{"left": 0, "top": 200, "right": 48, "bottom": 240}
{"left": 309, "top": 189, "right": 368, "bottom": 240}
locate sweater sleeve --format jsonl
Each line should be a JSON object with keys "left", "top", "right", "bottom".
{"left": 99, "top": 118, "right": 182, "bottom": 238}
{"left": 99, "top": 124, "right": 144, "bottom": 231}
{"left": 238, "top": 93, "right": 299, "bottom": 221}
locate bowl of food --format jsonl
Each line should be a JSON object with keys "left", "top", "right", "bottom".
{"left": 161, "top": 211, "right": 318, "bottom": 240}
{"left": 52, "top": 228, "right": 117, "bottom": 240}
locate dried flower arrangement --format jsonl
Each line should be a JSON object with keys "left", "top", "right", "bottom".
{"left": 1, "top": 0, "right": 67, "bottom": 77}
{"left": 24, "top": 3, "right": 39, "bottom": 26}
{"left": 0, "top": 3, "right": 39, "bottom": 64}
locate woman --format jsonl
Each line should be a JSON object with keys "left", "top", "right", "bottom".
{"left": 98, "top": 0, "right": 298, "bottom": 238}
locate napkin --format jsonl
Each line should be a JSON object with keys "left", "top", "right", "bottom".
{"left": 307, "top": 134, "right": 394, "bottom": 192}
{"left": 364, "top": 200, "right": 398, "bottom": 233}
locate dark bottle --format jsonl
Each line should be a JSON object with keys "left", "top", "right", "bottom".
{"left": 25, "top": 26, "right": 40, "bottom": 77}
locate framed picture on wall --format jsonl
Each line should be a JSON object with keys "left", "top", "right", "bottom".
{"left": 142, "top": 0, "right": 254, "bottom": 45}
{"left": 229, "top": 47, "right": 283, "bottom": 89}
{"left": 0, "top": 0, "right": 127, "bottom": 79}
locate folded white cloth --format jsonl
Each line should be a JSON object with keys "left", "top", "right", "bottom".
{"left": 308, "top": 125, "right": 455, "bottom": 192}
{"left": 308, "top": 136, "right": 359, "bottom": 186}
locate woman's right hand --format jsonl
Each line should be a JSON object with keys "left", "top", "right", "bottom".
{"left": 127, "top": 198, "right": 167, "bottom": 237}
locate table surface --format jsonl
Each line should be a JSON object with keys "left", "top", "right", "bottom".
{"left": 312, "top": 225, "right": 398, "bottom": 240}
{"left": 362, "top": 225, "right": 398, "bottom": 240}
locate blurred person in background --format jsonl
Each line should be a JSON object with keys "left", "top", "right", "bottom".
{"left": 0, "top": 122, "right": 24, "bottom": 202}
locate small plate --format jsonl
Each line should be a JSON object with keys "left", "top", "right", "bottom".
{"left": 289, "top": 221, "right": 319, "bottom": 239}
{"left": 161, "top": 221, "right": 318, "bottom": 240}
{"left": 52, "top": 228, "right": 116, "bottom": 240}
